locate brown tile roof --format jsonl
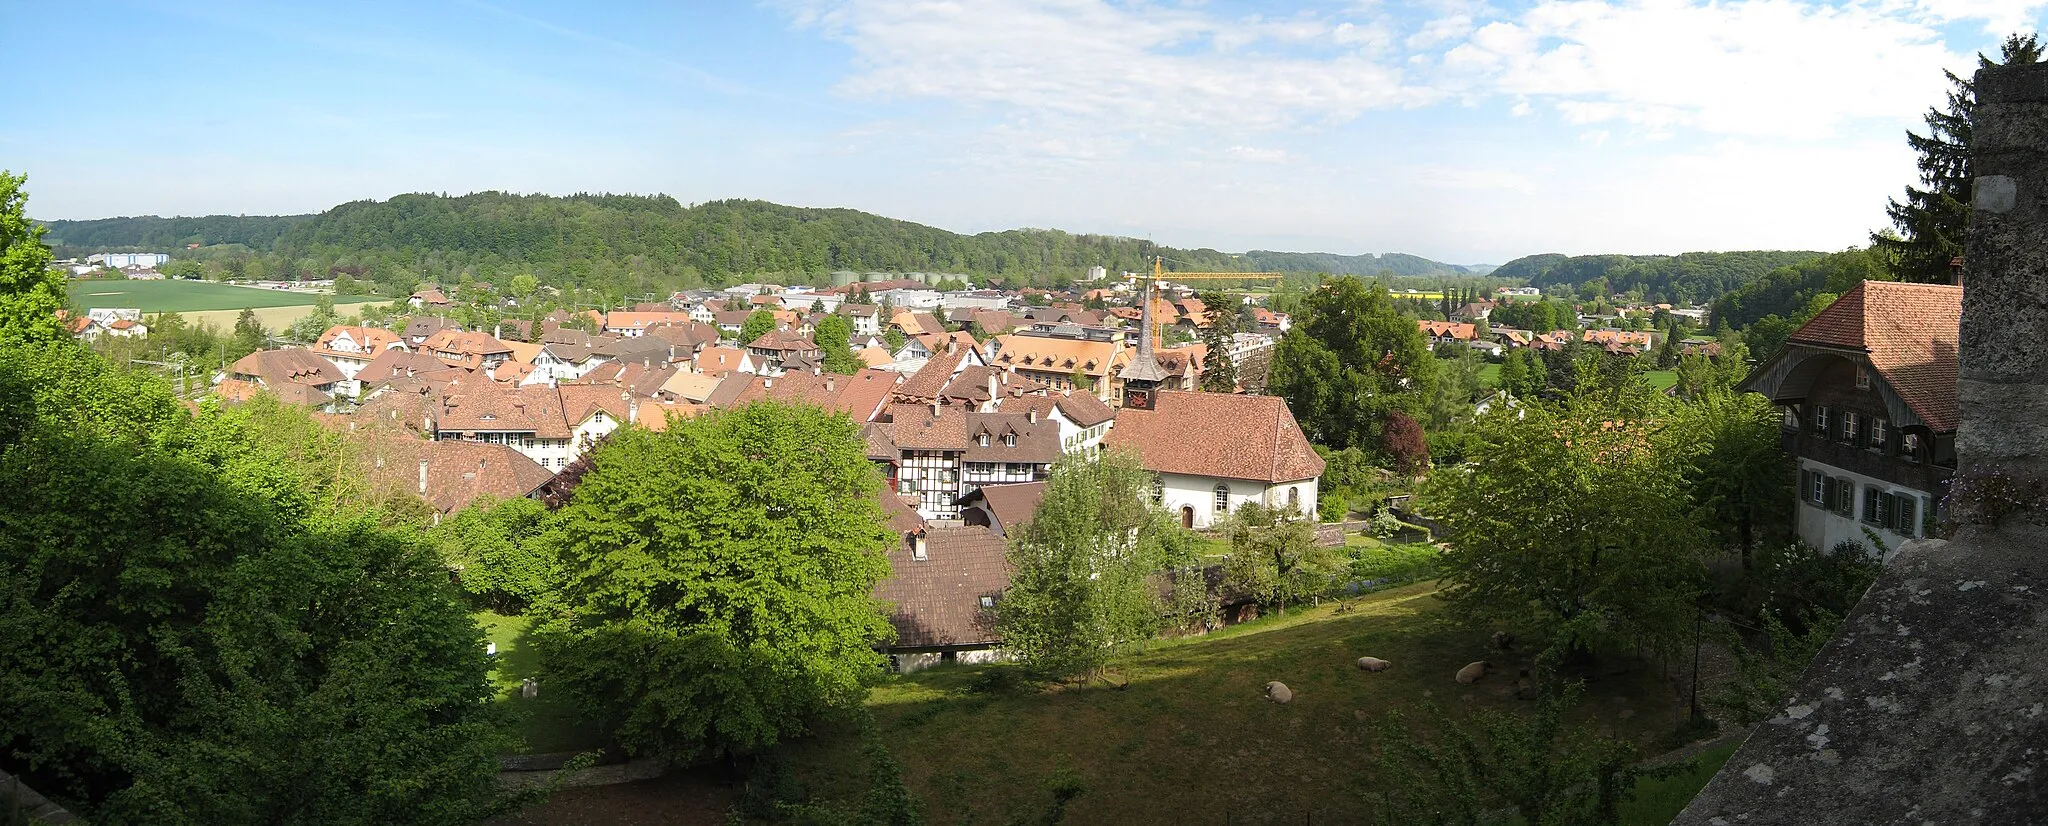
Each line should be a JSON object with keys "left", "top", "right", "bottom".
{"left": 874, "top": 525, "right": 1010, "bottom": 649}
{"left": 881, "top": 491, "right": 926, "bottom": 535}
{"left": 228, "top": 348, "right": 343, "bottom": 389}
{"left": 434, "top": 385, "right": 572, "bottom": 438}
{"left": 217, "top": 377, "right": 333, "bottom": 408}
{"left": 1055, "top": 390, "right": 1115, "bottom": 427}
{"left": 962, "top": 412, "right": 1060, "bottom": 464}
{"left": 420, "top": 329, "right": 515, "bottom": 370}
{"left": 357, "top": 349, "right": 472, "bottom": 387}
{"left": 881, "top": 402, "right": 970, "bottom": 450}
{"left": 1788, "top": 281, "right": 1962, "bottom": 432}
{"left": 402, "top": 316, "right": 457, "bottom": 340}
{"left": 960, "top": 481, "right": 1045, "bottom": 530}
{"left": 353, "top": 435, "right": 553, "bottom": 513}
{"left": 1103, "top": 391, "right": 1324, "bottom": 482}
{"left": 894, "top": 350, "right": 972, "bottom": 402}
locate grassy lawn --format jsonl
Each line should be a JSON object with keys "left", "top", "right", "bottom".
{"left": 67, "top": 279, "right": 379, "bottom": 313}
{"left": 475, "top": 611, "right": 609, "bottom": 755}
{"left": 778, "top": 582, "right": 1691, "bottom": 824}
{"left": 1620, "top": 740, "right": 1740, "bottom": 825}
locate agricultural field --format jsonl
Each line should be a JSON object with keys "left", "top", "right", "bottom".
{"left": 69, "top": 279, "right": 389, "bottom": 333}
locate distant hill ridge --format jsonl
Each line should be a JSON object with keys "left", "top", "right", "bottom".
{"left": 1491, "top": 250, "right": 1828, "bottom": 305}
{"left": 38, "top": 193, "right": 1486, "bottom": 284}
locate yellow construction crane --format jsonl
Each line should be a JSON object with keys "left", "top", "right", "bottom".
{"left": 1123, "top": 257, "right": 1283, "bottom": 348}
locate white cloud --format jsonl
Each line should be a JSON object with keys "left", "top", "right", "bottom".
{"left": 1436, "top": 0, "right": 1966, "bottom": 141}
{"left": 778, "top": 0, "right": 1429, "bottom": 134}
{"left": 1915, "top": 0, "right": 2048, "bottom": 34}
{"left": 1224, "top": 145, "right": 1292, "bottom": 163}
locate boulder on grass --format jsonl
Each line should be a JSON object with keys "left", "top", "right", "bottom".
{"left": 1265, "top": 681, "right": 1294, "bottom": 704}
{"left": 1455, "top": 661, "right": 1492, "bottom": 684}
{"left": 1356, "top": 657, "right": 1392, "bottom": 672}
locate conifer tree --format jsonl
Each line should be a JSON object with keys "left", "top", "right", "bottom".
{"left": 1873, "top": 34, "right": 2042, "bottom": 282}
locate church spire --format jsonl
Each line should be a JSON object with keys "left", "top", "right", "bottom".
{"left": 1118, "top": 265, "right": 1171, "bottom": 409}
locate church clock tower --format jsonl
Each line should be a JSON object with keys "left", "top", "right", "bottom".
{"left": 1118, "top": 276, "right": 1171, "bottom": 410}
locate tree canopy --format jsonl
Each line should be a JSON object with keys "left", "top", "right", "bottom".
{"left": 0, "top": 171, "right": 66, "bottom": 346}
{"left": 1420, "top": 392, "right": 1709, "bottom": 657}
{"left": 995, "top": 450, "right": 1185, "bottom": 680}
{"left": 538, "top": 401, "right": 895, "bottom": 762}
{"left": 1267, "top": 276, "right": 1435, "bottom": 453}
{"left": 0, "top": 343, "right": 504, "bottom": 824}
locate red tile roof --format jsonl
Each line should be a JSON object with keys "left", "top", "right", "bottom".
{"left": 1788, "top": 281, "right": 1962, "bottom": 432}
{"left": 1103, "top": 391, "right": 1324, "bottom": 482}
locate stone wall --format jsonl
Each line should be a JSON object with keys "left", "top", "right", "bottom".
{"left": 0, "top": 769, "right": 79, "bottom": 824}
{"left": 1675, "top": 61, "right": 2048, "bottom": 825}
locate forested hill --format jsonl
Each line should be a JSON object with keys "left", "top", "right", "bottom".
{"left": 1491, "top": 250, "right": 1827, "bottom": 304}
{"left": 1239, "top": 250, "right": 1490, "bottom": 277}
{"left": 41, "top": 213, "right": 311, "bottom": 250}
{"left": 39, "top": 192, "right": 1479, "bottom": 293}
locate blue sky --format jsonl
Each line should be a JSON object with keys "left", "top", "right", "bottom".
{"left": 4, "top": 0, "right": 2044, "bottom": 263}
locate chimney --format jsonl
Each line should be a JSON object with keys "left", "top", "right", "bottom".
{"left": 912, "top": 533, "right": 928, "bottom": 561}
{"left": 418, "top": 458, "right": 429, "bottom": 496}
{"left": 825, "top": 376, "right": 836, "bottom": 392}
{"left": 929, "top": 399, "right": 941, "bottom": 419}
{"left": 1026, "top": 407, "right": 1038, "bottom": 424}
{"left": 988, "top": 370, "right": 999, "bottom": 403}
{"left": 947, "top": 337, "right": 958, "bottom": 355}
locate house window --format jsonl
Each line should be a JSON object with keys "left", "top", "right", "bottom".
{"left": 978, "top": 595, "right": 995, "bottom": 609}
{"left": 1855, "top": 365, "right": 1871, "bottom": 390}
{"left": 1287, "top": 487, "right": 1301, "bottom": 512}
{"left": 1870, "top": 419, "right": 1889, "bottom": 452}
{"left": 1151, "top": 476, "right": 1165, "bottom": 505}
{"left": 977, "top": 433, "right": 990, "bottom": 446}
{"left": 1834, "top": 478, "right": 1854, "bottom": 516}
{"left": 1803, "top": 470, "right": 1825, "bottom": 507}
{"left": 1812, "top": 406, "right": 1830, "bottom": 436}
{"left": 1842, "top": 412, "right": 1860, "bottom": 446}
{"left": 1004, "top": 434, "right": 1016, "bottom": 447}
{"left": 1213, "top": 483, "right": 1230, "bottom": 513}
{"left": 1901, "top": 432, "right": 1922, "bottom": 461}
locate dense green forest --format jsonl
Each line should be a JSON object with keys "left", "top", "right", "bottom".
{"left": 1708, "top": 248, "right": 1894, "bottom": 357}
{"left": 1238, "top": 250, "right": 1486, "bottom": 277}
{"left": 40, "top": 193, "right": 1480, "bottom": 298}
{"left": 41, "top": 213, "right": 310, "bottom": 251}
{"left": 1491, "top": 250, "right": 1828, "bottom": 305}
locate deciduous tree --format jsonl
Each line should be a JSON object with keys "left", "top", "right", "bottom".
{"left": 996, "top": 450, "right": 1181, "bottom": 681}
{"left": 1267, "top": 276, "right": 1435, "bottom": 453}
{"left": 539, "top": 402, "right": 895, "bottom": 761}
{"left": 0, "top": 171, "right": 65, "bottom": 346}
{"left": 740, "top": 308, "right": 777, "bottom": 344}
{"left": 1420, "top": 394, "right": 1708, "bottom": 657}
{"left": 0, "top": 344, "right": 506, "bottom": 824}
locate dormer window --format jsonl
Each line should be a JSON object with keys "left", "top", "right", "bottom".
{"left": 1003, "top": 433, "right": 1016, "bottom": 447}
{"left": 977, "top": 433, "right": 990, "bottom": 447}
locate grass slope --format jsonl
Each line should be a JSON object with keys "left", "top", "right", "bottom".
{"left": 781, "top": 582, "right": 1687, "bottom": 824}
{"left": 477, "top": 611, "right": 607, "bottom": 755}
{"left": 66, "top": 279, "right": 378, "bottom": 313}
